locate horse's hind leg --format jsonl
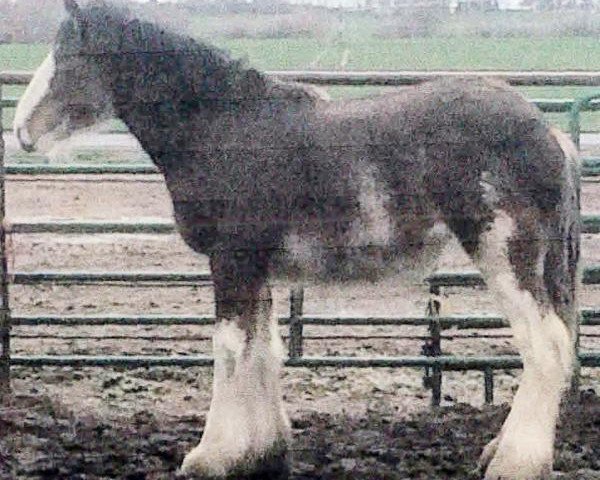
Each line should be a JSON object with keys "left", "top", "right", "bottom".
{"left": 180, "top": 253, "right": 290, "bottom": 479}
{"left": 470, "top": 206, "right": 578, "bottom": 480}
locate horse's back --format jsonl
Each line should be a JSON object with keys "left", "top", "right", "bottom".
{"left": 172, "top": 76, "right": 575, "bottom": 286}
{"left": 310, "top": 76, "right": 570, "bottom": 226}
{"left": 274, "top": 76, "right": 576, "bottom": 283}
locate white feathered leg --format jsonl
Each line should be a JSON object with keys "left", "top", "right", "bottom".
{"left": 475, "top": 211, "right": 574, "bottom": 480}
{"left": 181, "top": 288, "right": 290, "bottom": 478}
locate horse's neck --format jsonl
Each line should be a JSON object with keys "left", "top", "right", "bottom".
{"left": 107, "top": 52, "right": 269, "bottom": 167}
{"left": 119, "top": 102, "right": 213, "bottom": 167}
{"left": 103, "top": 44, "right": 320, "bottom": 170}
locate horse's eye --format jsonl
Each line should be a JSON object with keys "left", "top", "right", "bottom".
{"left": 69, "top": 105, "right": 94, "bottom": 124}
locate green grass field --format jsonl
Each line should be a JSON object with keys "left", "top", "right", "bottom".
{"left": 2, "top": 32, "right": 600, "bottom": 133}
{"left": 4, "top": 36, "right": 600, "bottom": 72}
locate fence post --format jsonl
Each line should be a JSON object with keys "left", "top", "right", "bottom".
{"left": 288, "top": 287, "right": 304, "bottom": 359}
{"left": 568, "top": 95, "right": 589, "bottom": 397}
{"left": 424, "top": 284, "right": 442, "bottom": 407}
{"left": 569, "top": 93, "right": 600, "bottom": 149}
{"left": 570, "top": 311, "right": 581, "bottom": 396}
{"left": 0, "top": 83, "right": 12, "bottom": 400}
{"left": 484, "top": 367, "right": 494, "bottom": 405}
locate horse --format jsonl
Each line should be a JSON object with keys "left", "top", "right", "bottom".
{"left": 13, "top": 1, "right": 581, "bottom": 479}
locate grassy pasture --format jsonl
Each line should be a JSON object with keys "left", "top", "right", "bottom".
{"left": 4, "top": 33, "right": 600, "bottom": 75}
{"left": 2, "top": 28, "right": 600, "bottom": 135}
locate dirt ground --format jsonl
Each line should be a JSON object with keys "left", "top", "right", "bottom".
{"left": 2, "top": 135, "right": 600, "bottom": 478}
{"left": 2, "top": 390, "right": 600, "bottom": 480}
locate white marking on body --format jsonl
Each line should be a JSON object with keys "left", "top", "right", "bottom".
{"left": 14, "top": 52, "right": 56, "bottom": 148}
{"left": 284, "top": 230, "right": 323, "bottom": 274}
{"left": 397, "top": 221, "right": 451, "bottom": 279}
{"left": 180, "top": 306, "right": 290, "bottom": 477}
{"left": 303, "top": 84, "right": 331, "bottom": 102}
{"left": 350, "top": 162, "right": 393, "bottom": 246}
{"left": 475, "top": 211, "right": 574, "bottom": 480}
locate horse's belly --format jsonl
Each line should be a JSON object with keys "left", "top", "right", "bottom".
{"left": 271, "top": 158, "right": 445, "bottom": 283}
{"left": 272, "top": 221, "right": 450, "bottom": 285}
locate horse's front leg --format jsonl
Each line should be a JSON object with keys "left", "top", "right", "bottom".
{"left": 180, "top": 256, "right": 290, "bottom": 479}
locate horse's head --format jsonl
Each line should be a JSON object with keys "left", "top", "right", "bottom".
{"left": 14, "top": 0, "right": 115, "bottom": 152}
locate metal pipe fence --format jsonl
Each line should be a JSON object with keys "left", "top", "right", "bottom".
{"left": 4, "top": 70, "right": 600, "bottom": 86}
{"left": 0, "top": 81, "right": 8, "bottom": 400}
{"left": 7, "top": 310, "right": 600, "bottom": 328}
{"left": 5, "top": 213, "right": 600, "bottom": 234}
{"left": 6, "top": 265, "right": 600, "bottom": 287}
{"left": 2, "top": 70, "right": 600, "bottom": 406}
{"left": 9, "top": 352, "right": 600, "bottom": 369}
{"left": 4, "top": 159, "right": 600, "bottom": 176}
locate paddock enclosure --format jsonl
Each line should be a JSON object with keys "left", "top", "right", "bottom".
{"left": 2, "top": 71, "right": 600, "bottom": 478}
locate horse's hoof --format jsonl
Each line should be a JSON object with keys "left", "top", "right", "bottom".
{"left": 484, "top": 469, "right": 553, "bottom": 480}
{"left": 179, "top": 444, "right": 290, "bottom": 480}
{"left": 482, "top": 441, "right": 553, "bottom": 480}
{"left": 477, "top": 436, "right": 500, "bottom": 474}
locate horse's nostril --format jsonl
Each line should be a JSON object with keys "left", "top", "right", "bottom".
{"left": 16, "top": 128, "right": 35, "bottom": 153}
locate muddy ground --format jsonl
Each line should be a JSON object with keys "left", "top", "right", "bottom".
{"left": 2, "top": 390, "right": 600, "bottom": 480}
{"left": 1, "top": 134, "right": 600, "bottom": 478}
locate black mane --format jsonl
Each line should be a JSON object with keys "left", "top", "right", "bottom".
{"left": 55, "top": 1, "right": 321, "bottom": 167}
{"left": 80, "top": 2, "right": 249, "bottom": 104}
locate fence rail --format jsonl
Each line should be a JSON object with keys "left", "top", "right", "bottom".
{"left": 5, "top": 264, "right": 600, "bottom": 287}
{"left": 3, "top": 70, "right": 600, "bottom": 406}
{"left": 9, "top": 352, "right": 600, "bottom": 369}
{"left": 9, "top": 354, "right": 522, "bottom": 369}
{"left": 6, "top": 214, "right": 600, "bottom": 234}
{"left": 6, "top": 219, "right": 175, "bottom": 234}
{"left": 269, "top": 70, "right": 600, "bottom": 87}
{"left": 427, "top": 266, "right": 600, "bottom": 288}
{"left": 5, "top": 70, "right": 600, "bottom": 87}
{"left": 9, "top": 310, "right": 600, "bottom": 327}
{"left": 5, "top": 164, "right": 158, "bottom": 175}
{"left": 4, "top": 157, "right": 600, "bottom": 176}
{"left": 9, "top": 271, "right": 212, "bottom": 285}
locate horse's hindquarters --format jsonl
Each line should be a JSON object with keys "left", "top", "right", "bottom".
{"left": 472, "top": 130, "right": 580, "bottom": 479}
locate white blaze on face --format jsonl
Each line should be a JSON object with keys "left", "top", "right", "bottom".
{"left": 351, "top": 162, "right": 393, "bottom": 246}
{"left": 14, "top": 51, "right": 57, "bottom": 151}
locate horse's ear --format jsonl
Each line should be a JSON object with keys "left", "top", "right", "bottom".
{"left": 64, "top": 0, "right": 81, "bottom": 18}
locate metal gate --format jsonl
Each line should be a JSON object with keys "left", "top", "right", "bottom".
{"left": 2, "top": 70, "right": 600, "bottom": 406}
